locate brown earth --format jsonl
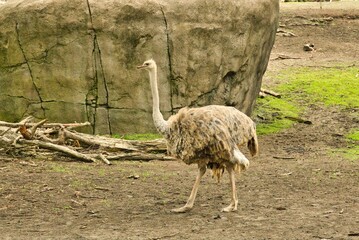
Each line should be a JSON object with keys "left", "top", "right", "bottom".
{"left": 0, "top": 2, "right": 358, "bottom": 240}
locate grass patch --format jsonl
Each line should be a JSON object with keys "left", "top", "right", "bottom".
{"left": 276, "top": 66, "right": 359, "bottom": 108}
{"left": 255, "top": 96, "right": 301, "bottom": 135}
{"left": 346, "top": 129, "right": 359, "bottom": 141}
{"left": 50, "top": 163, "right": 71, "bottom": 173}
{"left": 256, "top": 66, "right": 359, "bottom": 135}
{"left": 342, "top": 129, "right": 359, "bottom": 161}
{"left": 113, "top": 133, "right": 162, "bottom": 141}
{"left": 340, "top": 148, "right": 359, "bottom": 161}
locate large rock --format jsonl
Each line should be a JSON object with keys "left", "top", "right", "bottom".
{"left": 0, "top": 0, "right": 279, "bottom": 134}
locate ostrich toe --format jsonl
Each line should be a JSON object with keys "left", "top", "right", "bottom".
{"left": 170, "top": 205, "right": 193, "bottom": 213}
{"left": 221, "top": 205, "right": 237, "bottom": 212}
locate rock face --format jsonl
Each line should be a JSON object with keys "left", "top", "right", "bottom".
{"left": 0, "top": 0, "right": 279, "bottom": 134}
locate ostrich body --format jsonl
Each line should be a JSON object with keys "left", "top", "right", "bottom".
{"left": 137, "top": 59, "right": 258, "bottom": 213}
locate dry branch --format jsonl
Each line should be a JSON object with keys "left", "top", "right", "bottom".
{"left": 0, "top": 127, "right": 11, "bottom": 136}
{"left": 29, "top": 119, "right": 48, "bottom": 136}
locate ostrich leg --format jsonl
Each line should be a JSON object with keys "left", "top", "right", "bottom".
{"left": 171, "top": 164, "right": 207, "bottom": 213}
{"left": 221, "top": 165, "right": 238, "bottom": 212}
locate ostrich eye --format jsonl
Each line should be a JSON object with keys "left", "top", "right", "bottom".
{"left": 145, "top": 63, "right": 149, "bottom": 66}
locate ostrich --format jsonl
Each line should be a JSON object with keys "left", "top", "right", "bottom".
{"left": 137, "top": 59, "right": 258, "bottom": 213}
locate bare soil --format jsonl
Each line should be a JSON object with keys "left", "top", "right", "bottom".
{"left": 1, "top": 2, "right": 358, "bottom": 240}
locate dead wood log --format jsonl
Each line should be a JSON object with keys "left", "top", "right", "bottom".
{"left": 62, "top": 129, "right": 138, "bottom": 151}
{"left": 129, "top": 139, "right": 167, "bottom": 153}
{"left": 19, "top": 139, "right": 97, "bottom": 163}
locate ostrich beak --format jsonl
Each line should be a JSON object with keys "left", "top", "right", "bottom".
{"left": 137, "top": 64, "right": 146, "bottom": 69}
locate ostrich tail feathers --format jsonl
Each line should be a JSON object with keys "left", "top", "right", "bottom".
{"left": 207, "top": 163, "right": 225, "bottom": 183}
{"left": 238, "top": 157, "right": 249, "bottom": 171}
{"left": 248, "top": 135, "right": 259, "bottom": 157}
{"left": 233, "top": 149, "right": 250, "bottom": 171}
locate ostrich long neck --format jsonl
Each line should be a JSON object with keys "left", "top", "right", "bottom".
{"left": 149, "top": 66, "right": 168, "bottom": 135}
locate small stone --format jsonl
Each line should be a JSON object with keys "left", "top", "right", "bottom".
{"left": 128, "top": 175, "right": 140, "bottom": 179}
{"left": 303, "top": 43, "right": 315, "bottom": 51}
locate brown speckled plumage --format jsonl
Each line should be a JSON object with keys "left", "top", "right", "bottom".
{"left": 165, "top": 105, "right": 258, "bottom": 180}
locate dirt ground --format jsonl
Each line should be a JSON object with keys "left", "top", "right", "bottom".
{"left": 1, "top": 2, "right": 358, "bottom": 240}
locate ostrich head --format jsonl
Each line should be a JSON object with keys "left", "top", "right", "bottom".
{"left": 137, "top": 59, "right": 156, "bottom": 71}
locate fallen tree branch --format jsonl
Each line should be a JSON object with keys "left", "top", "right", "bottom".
{"left": 129, "top": 139, "right": 168, "bottom": 153}
{"left": 107, "top": 153, "right": 176, "bottom": 161}
{"left": 19, "top": 139, "right": 97, "bottom": 163}
{"left": 260, "top": 88, "right": 282, "bottom": 98}
{"left": 63, "top": 129, "right": 138, "bottom": 151}
{"left": 0, "top": 121, "right": 91, "bottom": 129}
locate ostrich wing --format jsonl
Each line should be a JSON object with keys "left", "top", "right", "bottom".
{"left": 166, "top": 105, "right": 255, "bottom": 164}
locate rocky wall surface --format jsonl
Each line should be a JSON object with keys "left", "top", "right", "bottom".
{"left": 0, "top": 0, "right": 279, "bottom": 134}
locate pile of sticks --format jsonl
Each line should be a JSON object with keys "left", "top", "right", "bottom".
{"left": 0, "top": 117, "right": 174, "bottom": 164}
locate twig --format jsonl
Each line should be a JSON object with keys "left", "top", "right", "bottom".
{"left": 0, "top": 127, "right": 11, "bottom": 136}
{"left": 273, "top": 156, "right": 296, "bottom": 160}
{"left": 98, "top": 153, "right": 112, "bottom": 165}
{"left": 19, "top": 116, "right": 33, "bottom": 124}
{"left": 29, "top": 119, "right": 47, "bottom": 136}
{"left": 259, "top": 91, "right": 267, "bottom": 98}
{"left": 284, "top": 116, "right": 312, "bottom": 124}
{"left": 271, "top": 54, "right": 301, "bottom": 61}
{"left": 12, "top": 136, "right": 22, "bottom": 146}
{"left": 108, "top": 153, "right": 176, "bottom": 161}
{"left": 276, "top": 29, "right": 297, "bottom": 37}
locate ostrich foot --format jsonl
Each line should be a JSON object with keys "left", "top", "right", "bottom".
{"left": 221, "top": 202, "right": 238, "bottom": 212}
{"left": 170, "top": 205, "right": 193, "bottom": 213}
